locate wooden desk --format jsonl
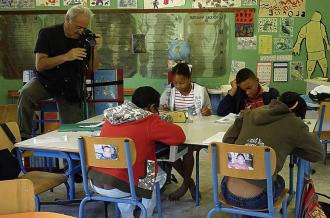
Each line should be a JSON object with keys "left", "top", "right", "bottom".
{"left": 0, "top": 212, "right": 74, "bottom": 218}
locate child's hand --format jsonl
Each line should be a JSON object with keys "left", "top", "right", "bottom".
{"left": 201, "top": 106, "right": 211, "bottom": 116}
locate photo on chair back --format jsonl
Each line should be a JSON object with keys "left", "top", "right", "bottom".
{"left": 94, "top": 144, "right": 118, "bottom": 160}
{"left": 227, "top": 152, "right": 253, "bottom": 170}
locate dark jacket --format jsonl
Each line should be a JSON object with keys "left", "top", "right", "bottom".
{"left": 223, "top": 99, "right": 324, "bottom": 188}
{"left": 217, "top": 87, "right": 279, "bottom": 116}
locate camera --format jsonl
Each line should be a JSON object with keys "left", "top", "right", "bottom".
{"left": 79, "top": 29, "right": 96, "bottom": 47}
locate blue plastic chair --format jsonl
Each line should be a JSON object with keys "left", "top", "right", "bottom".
{"left": 78, "top": 136, "right": 163, "bottom": 218}
{"left": 207, "top": 142, "right": 288, "bottom": 218}
{"left": 317, "top": 101, "right": 330, "bottom": 164}
{"left": 294, "top": 158, "right": 310, "bottom": 218}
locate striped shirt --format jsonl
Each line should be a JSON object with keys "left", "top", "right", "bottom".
{"left": 174, "top": 88, "right": 194, "bottom": 111}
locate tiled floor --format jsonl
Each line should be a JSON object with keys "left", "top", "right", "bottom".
{"left": 39, "top": 150, "right": 330, "bottom": 218}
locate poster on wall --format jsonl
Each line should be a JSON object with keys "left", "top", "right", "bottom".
{"left": 290, "top": 61, "right": 304, "bottom": 81}
{"left": 229, "top": 60, "right": 246, "bottom": 82}
{"left": 192, "top": 0, "right": 241, "bottom": 8}
{"left": 242, "top": 0, "right": 257, "bottom": 6}
{"left": 36, "top": 0, "right": 60, "bottom": 6}
{"left": 258, "top": 35, "right": 272, "bottom": 54}
{"left": 16, "top": 0, "right": 34, "bottom": 8}
{"left": 118, "top": 0, "right": 137, "bottom": 8}
{"left": 258, "top": 18, "right": 277, "bottom": 32}
{"left": 280, "top": 17, "right": 294, "bottom": 37}
{"left": 0, "top": 0, "right": 14, "bottom": 8}
{"left": 90, "top": 0, "right": 110, "bottom": 6}
{"left": 144, "top": 0, "right": 185, "bottom": 9}
{"left": 237, "top": 36, "right": 257, "bottom": 50}
{"left": 63, "top": 0, "right": 87, "bottom": 6}
{"left": 273, "top": 37, "right": 293, "bottom": 53}
{"left": 259, "top": 0, "right": 306, "bottom": 17}
{"left": 256, "top": 62, "right": 272, "bottom": 84}
{"left": 235, "top": 9, "right": 254, "bottom": 37}
{"left": 273, "top": 61, "right": 288, "bottom": 82}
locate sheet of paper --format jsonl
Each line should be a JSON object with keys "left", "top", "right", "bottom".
{"left": 79, "top": 121, "right": 105, "bottom": 128}
{"left": 33, "top": 135, "right": 68, "bottom": 144}
{"left": 215, "top": 113, "right": 239, "bottom": 123}
{"left": 202, "top": 132, "right": 225, "bottom": 145}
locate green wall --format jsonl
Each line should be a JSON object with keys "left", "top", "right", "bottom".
{"left": 1, "top": 0, "right": 330, "bottom": 104}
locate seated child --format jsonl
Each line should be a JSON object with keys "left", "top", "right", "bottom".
{"left": 217, "top": 68, "right": 279, "bottom": 116}
{"left": 221, "top": 91, "right": 324, "bottom": 210}
{"left": 88, "top": 86, "right": 186, "bottom": 218}
{"left": 159, "top": 62, "right": 211, "bottom": 200}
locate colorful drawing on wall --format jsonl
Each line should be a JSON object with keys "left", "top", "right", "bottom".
{"left": 293, "top": 11, "right": 330, "bottom": 79}
{"left": 144, "top": 0, "right": 185, "bottom": 9}
{"left": 235, "top": 9, "right": 254, "bottom": 37}
{"left": 258, "top": 18, "right": 277, "bottom": 33}
{"left": 242, "top": 0, "right": 257, "bottom": 6}
{"left": 16, "top": 0, "right": 34, "bottom": 8}
{"left": 36, "top": 0, "right": 60, "bottom": 6}
{"left": 259, "top": 0, "right": 306, "bottom": 17}
{"left": 291, "top": 61, "right": 304, "bottom": 80}
{"left": 118, "top": 0, "right": 137, "bottom": 8}
{"left": 230, "top": 60, "right": 245, "bottom": 82}
{"left": 280, "top": 17, "right": 294, "bottom": 37}
{"left": 0, "top": 0, "right": 14, "bottom": 8}
{"left": 259, "top": 35, "right": 272, "bottom": 54}
{"left": 63, "top": 0, "right": 87, "bottom": 6}
{"left": 192, "top": 0, "right": 241, "bottom": 8}
{"left": 274, "top": 37, "right": 292, "bottom": 52}
{"left": 90, "top": 0, "right": 110, "bottom": 6}
{"left": 237, "top": 36, "right": 257, "bottom": 50}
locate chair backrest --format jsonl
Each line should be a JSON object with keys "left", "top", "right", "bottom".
{"left": 208, "top": 142, "right": 276, "bottom": 180}
{"left": 318, "top": 101, "right": 330, "bottom": 135}
{"left": 80, "top": 136, "right": 136, "bottom": 169}
{"left": 0, "top": 122, "right": 21, "bottom": 151}
{"left": 0, "top": 179, "right": 35, "bottom": 214}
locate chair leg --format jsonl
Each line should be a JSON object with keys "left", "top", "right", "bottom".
{"left": 155, "top": 182, "right": 163, "bottom": 218}
{"left": 137, "top": 202, "right": 148, "bottom": 218}
{"left": 195, "top": 149, "right": 200, "bottom": 206}
{"left": 64, "top": 182, "right": 70, "bottom": 200}
{"left": 104, "top": 202, "right": 108, "bottom": 218}
{"left": 115, "top": 203, "right": 121, "bottom": 218}
{"left": 282, "top": 196, "right": 287, "bottom": 218}
{"left": 324, "top": 143, "right": 327, "bottom": 165}
{"left": 34, "top": 196, "right": 40, "bottom": 211}
{"left": 78, "top": 197, "right": 89, "bottom": 218}
{"left": 206, "top": 208, "right": 217, "bottom": 218}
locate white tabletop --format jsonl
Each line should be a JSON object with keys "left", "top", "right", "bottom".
{"left": 15, "top": 115, "right": 317, "bottom": 153}
{"left": 15, "top": 115, "right": 231, "bottom": 153}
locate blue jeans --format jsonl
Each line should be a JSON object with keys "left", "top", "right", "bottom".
{"left": 221, "top": 175, "right": 285, "bottom": 210}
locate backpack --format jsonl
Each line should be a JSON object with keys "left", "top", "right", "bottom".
{"left": 299, "top": 178, "right": 327, "bottom": 218}
{"left": 317, "top": 193, "right": 330, "bottom": 218}
{"left": 0, "top": 123, "right": 21, "bottom": 180}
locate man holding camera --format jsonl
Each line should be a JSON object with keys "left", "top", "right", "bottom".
{"left": 17, "top": 5, "right": 102, "bottom": 140}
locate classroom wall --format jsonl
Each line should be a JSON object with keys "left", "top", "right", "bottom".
{"left": 0, "top": 0, "right": 330, "bottom": 104}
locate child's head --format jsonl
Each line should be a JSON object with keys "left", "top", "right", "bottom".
{"left": 279, "top": 91, "right": 307, "bottom": 119}
{"left": 236, "top": 68, "right": 260, "bottom": 98}
{"left": 132, "top": 86, "right": 160, "bottom": 114}
{"left": 236, "top": 153, "right": 246, "bottom": 165}
{"left": 171, "top": 63, "right": 192, "bottom": 94}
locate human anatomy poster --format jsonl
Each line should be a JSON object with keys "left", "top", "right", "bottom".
{"left": 192, "top": 0, "right": 241, "bottom": 8}
{"left": 144, "top": 0, "right": 185, "bottom": 9}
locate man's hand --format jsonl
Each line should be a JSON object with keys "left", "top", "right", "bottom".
{"left": 228, "top": 79, "right": 238, "bottom": 96}
{"left": 65, "top": 48, "right": 87, "bottom": 61}
{"left": 201, "top": 106, "right": 211, "bottom": 116}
